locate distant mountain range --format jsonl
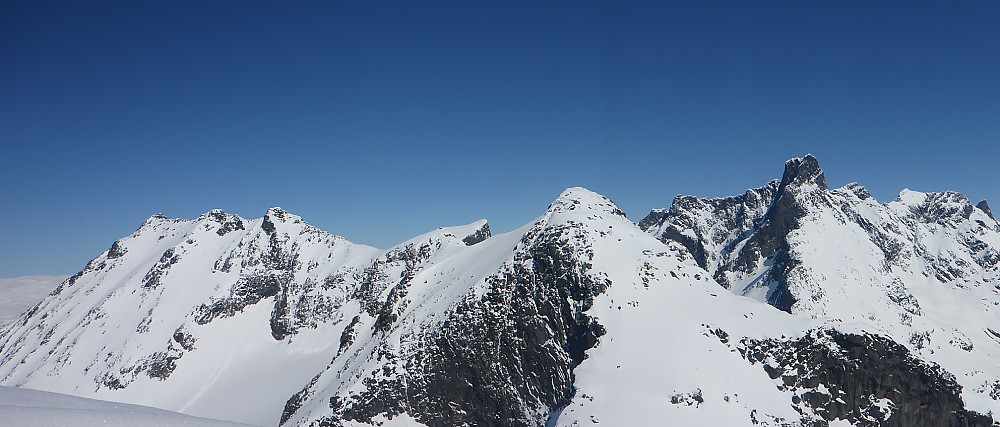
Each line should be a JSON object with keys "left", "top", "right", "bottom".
{"left": 2, "top": 155, "right": 997, "bottom": 426}
{"left": 0, "top": 276, "right": 67, "bottom": 326}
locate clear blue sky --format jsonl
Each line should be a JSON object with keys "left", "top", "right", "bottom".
{"left": 2, "top": 1, "right": 998, "bottom": 277}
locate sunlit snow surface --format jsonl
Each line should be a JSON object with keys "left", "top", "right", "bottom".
{"left": 0, "top": 385, "right": 257, "bottom": 426}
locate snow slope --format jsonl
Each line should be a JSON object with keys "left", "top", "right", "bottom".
{"left": 0, "top": 385, "right": 257, "bottom": 426}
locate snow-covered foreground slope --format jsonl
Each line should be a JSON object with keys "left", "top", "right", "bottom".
{"left": 0, "top": 275, "right": 69, "bottom": 326}
{"left": 1, "top": 164, "right": 997, "bottom": 426}
{"left": 0, "top": 385, "right": 257, "bottom": 426}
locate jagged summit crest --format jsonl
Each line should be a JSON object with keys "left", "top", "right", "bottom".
{"left": 142, "top": 212, "right": 169, "bottom": 225}
{"left": 265, "top": 206, "right": 291, "bottom": 219}
{"left": 780, "top": 154, "right": 827, "bottom": 190}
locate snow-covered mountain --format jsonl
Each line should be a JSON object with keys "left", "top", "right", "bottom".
{"left": 1, "top": 157, "right": 997, "bottom": 426}
{"left": 640, "top": 154, "right": 1000, "bottom": 422}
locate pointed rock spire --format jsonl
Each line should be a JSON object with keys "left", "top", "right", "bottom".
{"left": 978, "top": 200, "right": 996, "bottom": 221}
{"left": 780, "top": 154, "right": 827, "bottom": 191}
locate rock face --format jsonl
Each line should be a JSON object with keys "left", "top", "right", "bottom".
{"left": 977, "top": 200, "right": 996, "bottom": 221}
{"left": 737, "top": 329, "right": 992, "bottom": 427}
{"left": 638, "top": 155, "right": 834, "bottom": 310}
{"left": 1, "top": 159, "right": 998, "bottom": 427}
{"left": 637, "top": 179, "right": 780, "bottom": 288}
{"left": 286, "top": 189, "right": 624, "bottom": 426}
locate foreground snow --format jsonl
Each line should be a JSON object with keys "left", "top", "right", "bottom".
{"left": 0, "top": 385, "right": 258, "bottom": 426}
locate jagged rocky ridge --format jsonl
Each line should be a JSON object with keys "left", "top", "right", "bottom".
{"left": 642, "top": 154, "right": 1000, "bottom": 421}
{"left": 0, "top": 157, "right": 997, "bottom": 426}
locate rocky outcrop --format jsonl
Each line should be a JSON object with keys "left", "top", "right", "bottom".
{"left": 978, "top": 200, "right": 996, "bottom": 221}
{"left": 638, "top": 179, "right": 779, "bottom": 279}
{"left": 640, "top": 155, "right": 827, "bottom": 307}
{"left": 462, "top": 222, "right": 491, "bottom": 246}
{"left": 737, "top": 329, "right": 993, "bottom": 427}
{"left": 312, "top": 192, "right": 615, "bottom": 427}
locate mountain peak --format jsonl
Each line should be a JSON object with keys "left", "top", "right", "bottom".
{"left": 780, "top": 154, "right": 827, "bottom": 190}
{"left": 138, "top": 213, "right": 173, "bottom": 231}
{"left": 266, "top": 206, "right": 288, "bottom": 218}
{"left": 547, "top": 187, "right": 626, "bottom": 218}
{"left": 261, "top": 207, "right": 305, "bottom": 235}
{"left": 978, "top": 200, "right": 996, "bottom": 221}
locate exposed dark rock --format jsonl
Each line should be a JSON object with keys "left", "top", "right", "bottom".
{"left": 978, "top": 200, "right": 996, "bottom": 221}
{"left": 263, "top": 232, "right": 299, "bottom": 271}
{"left": 142, "top": 248, "right": 181, "bottom": 289}
{"left": 262, "top": 216, "right": 277, "bottom": 235}
{"left": 270, "top": 278, "right": 340, "bottom": 340}
{"left": 372, "top": 283, "right": 407, "bottom": 334}
{"left": 909, "top": 191, "right": 976, "bottom": 224}
{"left": 737, "top": 329, "right": 994, "bottom": 427}
{"left": 763, "top": 243, "right": 798, "bottom": 313}
{"left": 637, "top": 180, "right": 780, "bottom": 279}
{"left": 351, "top": 261, "right": 390, "bottom": 317}
{"left": 711, "top": 156, "right": 822, "bottom": 306}
{"left": 144, "top": 350, "right": 180, "bottom": 380}
{"left": 99, "top": 373, "right": 127, "bottom": 390}
{"left": 48, "top": 270, "right": 82, "bottom": 297}
{"left": 781, "top": 154, "right": 828, "bottom": 191}
{"left": 463, "top": 223, "right": 492, "bottom": 246}
{"left": 107, "top": 240, "right": 128, "bottom": 259}
{"left": 349, "top": 242, "right": 435, "bottom": 329}
{"left": 337, "top": 315, "right": 362, "bottom": 355}
{"left": 172, "top": 326, "right": 196, "bottom": 351}
{"left": 670, "top": 389, "right": 704, "bottom": 407}
{"left": 208, "top": 210, "right": 246, "bottom": 236}
{"left": 318, "top": 222, "right": 609, "bottom": 427}
{"left": 194, "top": 272, "right": 288, "bottom": 325}
{"left": 282, "top": 373, "right": 325, "bottom": 425}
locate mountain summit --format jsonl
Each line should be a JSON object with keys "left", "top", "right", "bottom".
{"left": 641, "top": 155, "right": 1000, "bottom": 423}
{"left": 2, "top": 157, "right": 998, "bottom": 426}
{"left": 780, "top": 154, "right": 828, "bottom": 191}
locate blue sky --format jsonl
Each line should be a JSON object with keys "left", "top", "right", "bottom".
{"left": 2, "top": 1, "right": 998, "bottom": 277}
